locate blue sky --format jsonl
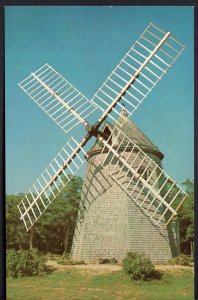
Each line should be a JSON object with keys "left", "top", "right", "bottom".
{"left": 5, "top": 6, "right": 194, "bottom": 195}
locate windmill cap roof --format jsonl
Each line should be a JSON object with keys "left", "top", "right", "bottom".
{"left": 88, "top": 114, "right": 164, "bottom": 160}
{"left": 115, "top": 114, "right": 163, "bottom": 156}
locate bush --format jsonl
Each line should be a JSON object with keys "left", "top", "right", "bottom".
{"left": 62, "top": 252, "right": 71, "bottom": 259}
{"left": 168, "top": 254, "right": 192, "bottom": 266}
{"left": 57, "top": 256, "right": 85, "bottom": 265}
{"left": 45, "top": 252, "right": 61, "bottom": 261}
{"left": 122, "top": 252, "right": 157, "bottom": 281}
{"left": 99, "top": 258, "right": 118, "bottom": 264}
{"left": 7, "top": 249, "right": 47, "bottom": 278}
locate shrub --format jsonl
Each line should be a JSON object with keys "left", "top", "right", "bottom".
{"left": 62, "top": 252, "right": 71, "bottom": 259}
{"left": 189, "top": 256, "right": 194, "bottom": 263}
{"left": 168, "top": 254, "right": 192, "bottom": 266}
{"left": 99, "top": 258, "right": 118, "bottom": 264}
{"left": 122, "top": 252, "right": 157, "bottom": 281}
{"left": 6, "top": 249, "right": 19, "bottom": 278}
{"left": 45, "top": 253, "right": 61, "bottom": 261}
{"left": 57, "top": 256, "right": 85, "bottom": 265}
{"left": 7, "top": 249, "right": 47, "bottom": 278}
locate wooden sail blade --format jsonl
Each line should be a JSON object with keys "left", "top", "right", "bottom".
{"left": 17, "top": 136, "right": 89, "bottom": 231}
{"left": 95, "top": 125, "right": 188, "bottom": 228}
{"left": 92, "top": 22, "right": 186, "bottom": 128}
{"left": 19, "top": 64, "right": 98, "bottom": 133}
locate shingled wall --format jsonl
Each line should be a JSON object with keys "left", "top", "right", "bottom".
{"left": 71, "top": 151, "right": 179, "bottom": 263}
{"left": 71, "top": 118, "right": 180, "bottom": 263}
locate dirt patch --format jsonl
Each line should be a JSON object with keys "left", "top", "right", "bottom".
{"left": 46, "top": 260, "right": 194, "bottom": 275}
{"left": 46, "top": 260, "right": 121, "bottom": 274}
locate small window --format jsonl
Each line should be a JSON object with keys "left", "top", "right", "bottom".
{"left": 103, "top": 125, "right": 112, "bottom": 144}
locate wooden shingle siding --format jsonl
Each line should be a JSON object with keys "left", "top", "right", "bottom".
{"left": 71, "top": 119, "right": 180, "bottom": 263}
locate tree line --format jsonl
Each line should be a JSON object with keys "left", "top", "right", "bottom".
{"left": 6, "top": 176, "right": 194, "bottom": 257}
{"left": 6, "top": 176, "right": 83, "bottom": 254}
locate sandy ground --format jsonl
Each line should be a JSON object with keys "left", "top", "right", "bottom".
{"left": 46, "top": 260, "right": 194, "bottom": 274}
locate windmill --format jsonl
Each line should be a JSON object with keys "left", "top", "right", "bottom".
{"left": 18, "top": 22, "right": 188, "bottom": 262}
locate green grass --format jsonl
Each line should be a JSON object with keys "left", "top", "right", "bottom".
{"left": 7, "top": 268, "right": 194, "bottom": 300}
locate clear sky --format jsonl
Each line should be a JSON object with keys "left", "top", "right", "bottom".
{"left": 5, "top": 6, "right": 194, "bottom": 195}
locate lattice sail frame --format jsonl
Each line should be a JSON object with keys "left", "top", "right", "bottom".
{"left": 19, "top": 64, "right": 98, "bottom": 133}
{"left": 95, "top": 125, "right": 188, "bottom": 228}
{"left": 18, "top": 137, "right": 89, "bottom": 231}
{"left": 17, "top": 22, "right": 188, "bottom": 231}
{"left": 92, "top": 22, "right": 186, "bottom": 126}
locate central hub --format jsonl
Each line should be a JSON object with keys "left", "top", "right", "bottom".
{"left": 85, "top": 124, "right": 97, "bottom": 136}
{"left": 85, "top": 124, "right": 107, "bottom": 140}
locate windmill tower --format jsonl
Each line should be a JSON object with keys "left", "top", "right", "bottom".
{"left": 17, "top": 23, "right": 188, "bottom": 262}
{"left": 72, "top": 112, "right": 179, "bottom": 263}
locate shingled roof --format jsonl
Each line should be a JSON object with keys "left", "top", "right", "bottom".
{"left": 88, "top": 112, "right": 164, "bottom": 160}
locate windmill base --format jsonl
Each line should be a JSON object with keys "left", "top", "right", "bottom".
{"left": 71, "top": 181, "right": 180, "bottom": 264}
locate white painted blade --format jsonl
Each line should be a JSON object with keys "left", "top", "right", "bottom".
{"left": 95, "top": 125, "right": 188, "bottom": 228}
{"left": 19, "top": 64, "right": 98, "bottom": 133}
{"left": 92, "top": 22, "right": 186, "bottom": 127}
{"left": 17, "top": 136, "right": 89, "bottom": 231}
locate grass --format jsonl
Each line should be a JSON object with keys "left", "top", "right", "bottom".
{"left": 7, "top": 267, "right": 194, "bottom": 300}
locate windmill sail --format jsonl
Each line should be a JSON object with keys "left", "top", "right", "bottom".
{"left": 18, "top": 136, "right": 89, "bottom": 231}
{"left": 19, "top": 64, "right": 98, "bottom": 133}
{"left": 92, "top": 22, "right": 186, "bottom": 127}
{"left": 17, "top": 22, "right": 188, "bottom": 234}
{"left": 95, "top": 125, "right": 188, "bottom": 228}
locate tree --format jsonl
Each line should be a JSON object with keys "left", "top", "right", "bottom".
{"left": 34, "top": 175, "right": 83, "bottom": 254}
{"left": 6, "top": 175, "right": 83, "bottom": 254}
{"left": 178, "top": 179, "right": 194, "bottom": 257}
{"left": 6, "top": 194, "right": 30, "bottom": 250}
